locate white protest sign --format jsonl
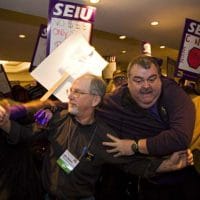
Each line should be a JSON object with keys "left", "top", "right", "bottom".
{"left": 31, "top": 32, "right": 108, "bottom": 102}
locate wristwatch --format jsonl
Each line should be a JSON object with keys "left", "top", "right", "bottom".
{"left": 131, "top": 140, "right": 139, "bottom": 153}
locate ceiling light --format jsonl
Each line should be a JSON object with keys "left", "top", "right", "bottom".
{"left": 160, "top": 45, "right": 165, "bottom": 49}
{"left": 150, "top": 21, "right": 159, "bottom": 26}
{"left": 18, "top": 34, "right": 26, "bottom": 39}
{"left": 122, "top": 50, "right": 126, "bottom": 54}
{"left": 119, "top": 35, "right": 126, "bottom": 40}
{"left": 90, "top": 0, "right": 100, "bottom": 3}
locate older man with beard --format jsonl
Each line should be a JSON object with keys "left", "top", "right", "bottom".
{"left": 0, "top": 73, "right": 194, "bottom": 200}
{"left": 96, "top": 55, "right": 199, "bottom": 200}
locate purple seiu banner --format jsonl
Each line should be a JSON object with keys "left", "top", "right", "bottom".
{"left": 30, "top": 24, "right": 47, "bottom": 72}
{"left": 176, "top": 18, "right": 200, "bottom": 81}
{"left": 47, "top": 0, "right": 96, "bottom": 55}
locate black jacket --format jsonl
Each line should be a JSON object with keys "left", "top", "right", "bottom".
{"left": 97, "top": 77, "right": 195, "bottom": 156}
{"left": 7, "top": 110, "right": 162, "bottom": 200}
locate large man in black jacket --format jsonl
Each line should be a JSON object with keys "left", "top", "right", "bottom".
{"left": 97, "top": 55, "right": 199, "bottom": 200}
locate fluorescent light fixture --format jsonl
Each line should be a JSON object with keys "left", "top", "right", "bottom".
{"left": 119, "top": 35, "right": 126, "bottom": 40}
{"left": 150, "top": 21, "right": 159, "bottom": 26}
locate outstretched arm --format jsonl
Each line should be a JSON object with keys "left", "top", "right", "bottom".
{"left": 123, "top": 149, "right": 193, "bottom": 178}
{"left": 0, "top": 104, "right": 42, "bottom": 144}
{"left": 156, "top": 149, "right": 193, "bottom": 173}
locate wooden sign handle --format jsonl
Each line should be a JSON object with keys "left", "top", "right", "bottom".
{"left": 40, "top": 72, "right": 69, "bottom": 102}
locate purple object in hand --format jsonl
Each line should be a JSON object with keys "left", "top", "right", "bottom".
{"left": 34, "top": 109, "right": 52, "bottom": 126}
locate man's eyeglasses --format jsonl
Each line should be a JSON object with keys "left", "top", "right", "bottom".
{"left": 67, "top": 88, "right": 92, "bottom": 98}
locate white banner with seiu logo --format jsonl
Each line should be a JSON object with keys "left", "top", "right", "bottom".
{"left": 47, "top": 0, "right": 96, "bottom": 54}
{"left": 176, "top": 18, "right": 200, "bottom": 80}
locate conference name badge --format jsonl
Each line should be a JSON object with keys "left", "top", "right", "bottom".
{"left": 57, "top": 149, "right": 79, "bottom": 174}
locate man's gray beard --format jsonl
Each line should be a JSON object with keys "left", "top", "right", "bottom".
{"left": 68, "top": 105, "right": 79, "bottom": 115}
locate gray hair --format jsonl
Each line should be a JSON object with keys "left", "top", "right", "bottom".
{"left": 78, "top": 73, "right": 106, "bottom": 98}
{"left": 127, "top": 55, "right": 161, "bottom": 77}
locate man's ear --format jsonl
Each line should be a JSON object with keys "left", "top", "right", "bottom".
{"left": 92, "top": 95, "right": 101, "bottom": 107}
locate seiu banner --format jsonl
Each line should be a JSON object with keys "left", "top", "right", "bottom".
{"left": 30, "top": 24, "right": 47, "bottom": 72}
{"left": 47, "top": 0, "right": 96, "bottom": 54}
{"left": 176, "top": 18, "right": 200, "bottom": 80}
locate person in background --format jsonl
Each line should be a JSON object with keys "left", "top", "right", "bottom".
{"left": 177, "top": 77, "right": 200, "bottom": 179}
{"left": 178, "top": 77, "right": 186, "bottom": 87}
{"left": 0, "top": 73, "right": 193, "bottom": 200}
{"left": 113, "top": 69, "right": 128, "bottom": 89}
{"left": 96, "top": 55, "right": 199, "bottom": 200}
{"left": 11, "top": 84, "right": 30, "bottom": 103}
{"left": 106, "top": 69, "right": 127, "bottom": 93}
{"left": 190, "top": 96, "right": 200, "bottom": 175}
{"left": 194, "top": 76, "right": 200, "bottom": 95}
{"left": 27, "top": 82, "right": 48, "bottom": 100}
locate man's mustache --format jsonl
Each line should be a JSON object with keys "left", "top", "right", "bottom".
{"left": 140, "top": 88, "right": 153, "bottom": 94}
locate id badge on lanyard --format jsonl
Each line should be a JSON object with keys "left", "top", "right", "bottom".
{"left": 57, "top": 123, "right": 97, "bottom": 174}
{"left": 57, "top": 149, "right": 79, "bottom": 174}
